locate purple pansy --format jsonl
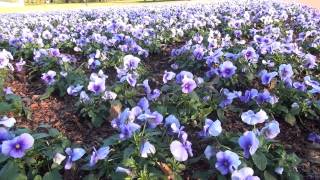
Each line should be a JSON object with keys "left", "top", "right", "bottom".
{"left": 238, "top": 131, "right": 259, "bottom": 158}
{"left": 163, "top": 70, "right": 176, "bottom": 84}
{"left": 41, "top": 70, "right": 56, "bottom": 85}
{"left": 260, "top": 70, "right": 277, "bottom": 85}
{"left": 307, "top": 132, "right": 320, "bottom": 144}
{"left": 67, "top": 85, "right": 83, "bottom": 96}
{"left": 137, "top": 111, "right": 163, "bottom": 128}
{"left": 181, "top": 77, "right": 197, "bottom": 93}
{"left": 231, "top": 167, "right": 260, "bottom": 180}
{"left": 241, "top": 109, "right": 268, "bottom": 125}
{"left": 215, "top": 150, "right": 241, "bottom": 175}
{"left": 0, "top": 116, "right": 16, "bottom": 128}
{"left": 261, "top": 120, "right": 280, "bottom": 139}
{"left": 88, "top": 77, "right": 105, "bottom": 94}
{"left": 119, "top": 122, "right": 141, "bottom": 140}
{"left": 170, "top": 133, "right": 193, "bottom": 162}
{"left": 303, "top": 54, "right": 317, "bottom": 69}
{"left": 123, "top": 55, "right": 141, "bottom": 70}
{"left": 204, "top": 145, "right": 215, "bottom": 160}
{"left": 140, "top": 140, "right": 156, "bottom": 158}
{"left": 176, "top": 71, "right": 193, "bottom": 84}
{"left": 2, "top": 133, "right": 34, "bottom": 158}
{"left": 218, "top": 61, "right": 237, "bottom": 78}
{"left": 278, "top": 64, "right": 293, "bottom": 81}
{"left": 199, "top": 119, "right": 222, "bottom": 137}
{"left": 64, "top": 147, "right": 86, "bottom": 169}
{"left": 89, "top": 146, "right": 110, "bottom": 167}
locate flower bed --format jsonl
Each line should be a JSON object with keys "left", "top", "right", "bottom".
{"left": 0, "top": 0, "right": 319, "bottom": 179}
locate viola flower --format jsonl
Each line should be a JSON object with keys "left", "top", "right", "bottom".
{"left": 79, "top": 91, "right": 91, "bottom": 103}
{"left": 111, "top": 108, "right": 130, "bottom": 129}
{"left": 0, "top": 116, "right": 16, "bottom": 128}
{"left": 240, "top": 89, "right": 258, "bottom": 103}
{"left": 164, "top": 114, "right": 180, "bottom": 128}
{"left": 0, "top": 127, "right": 12, "bottom": 143}
{"left": 170, "top": 133, "right": 193, "bottom": 162}
{"left": 238, "top": 131, "right": 259, "bottom": 158}
{"left": 303, "top": 54, "right": 317, "bottom": 69}
{"left": 102, "top": 91, "right": 117, "bottom": 100}
{"left": 218, "top": 61, "right": 237, "bottom": 78}
{"left": 193, "top": 46, "right": 205, "bottom": 60}
{"left": 140, "top": 140, "right": 156, "bottom": 158}
{"left": 278, "top": 64, "right": 293, "bottom": 80}
{"left": 219, "top": 89, "right": 242, "bottom": 107}
{"left": 181, "top": 77, "right": 197, "bottom": 93}
{"left": 2, "top": 133, "right": 34, "bottom": 158}
{"left": 142, "top": 79, "right": 161, "bottom": 101}
{"left": 49, "top": 48, "right": 60, "bottom": 57}
{"left": 293, "top": 82, "right": 306, "bottom": 91}
{"left": 67, "top": 85, "right": 83, "bottom": 96}
{"left": 41, "top": 70, "right": 56, "bottom": 85}
{"left": 261, "top": 120, "right": 280, "bottom": 139}
{"left": 88, "top": 78, "right": 106, "bottom": 94}
{"left": 275, "top": 167, "right": 284, "bottom": 175}
{"left": 0, "top": 49, "right": 12, "bottom": 69}
{"left": 89, "top": 146, "right": 110, "bottom": 167}
{"left": 53, "top": 153, "right": 66, "bottom": 165}
{"left": 307, "top": 132, "right": 320, "bottom": 144}
{"left": 123, "top": 55, "right": 140, "bottom": 70}
{"left": 215, "top": 150, "right": 241, "bottom": 175}
{"left": 3, "top": 87, "right": 13, "bottom": 95}
{"left": 204, "top": 145, "right": 215, "bottom": 160}
{"left": 64, "top": 147, "right": 86, "bottom": 170}
{"left": 163, "top": 70, "right": 176, "bottom": 84}
{"left": 137, "top": 111, "right": 163, "bottom": 128}
{"left": 15, "top": 59, "right": 26, "bottom": 72}
{"left": 137, "top": 97, "right": 149, "bottom": 111}
{"left": 119, "top": 122, "right": 140, "bottom": 140}
{"left": 42, "top": 30, "right": 52, "bottom": 39}
{"left": 199, "top": 119, "right": 222, "bottom": 137}
{"left": 260, "top": 70, "right": 277, "bottom": 85}
{"left": 241, "top": 109, "right": 268, "bottom": 125}
{"left": 176, "top": 71, "right": 193, "bottom": 84}
{"left": 88, "top": 58, "right": 101, "bottom": 70}
{"left": 116, "top": 167, "right": 132, "bottom": 175}
{"left": 231, "top": 167, "right": 260, "bottom": 180}
{"left": 126, "top": 73, "right": 138, "bottom": 87}
{"left": 242, "top": 47, "right": 258, "bottom": 63}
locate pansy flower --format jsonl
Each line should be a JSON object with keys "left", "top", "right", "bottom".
{"left": 215, "top": 150, "right": 241, "bottom": 175}
{"left": 89, "top": 146, "right": 110, "bottom": 167}
{"left": 2, "top": 133, "right": 34, "bottom": 158}
{"left": 238, "top": 131, "right": 259, "bottom": 158}
{"left": 64, "top": 147, "right": 86, "bottom": 169}
{"left": 241, "top": 109, "right": 268, "bottom": 125}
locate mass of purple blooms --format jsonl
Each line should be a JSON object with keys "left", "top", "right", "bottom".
{"left": 0, "top": 0, "right": 319, "bottom": 179}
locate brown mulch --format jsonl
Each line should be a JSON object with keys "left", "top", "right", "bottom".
{"left": 6, "top": 79, "right": 115, "bottom": 147}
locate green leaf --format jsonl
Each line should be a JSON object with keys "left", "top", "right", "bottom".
{"left": 123, "top": 145, "right": 135, "bottom": 160}
{"left": 264, "top": 171, "right": 277, "bottom": 180}
{"left": 40, "top": 87, "right": 55, "bottom": 100}
{"left": 252, "top": 151, "right": 268, "bottom": 171}
{"left": 286, "top": 170, "right": 301, "bottom": 180}
{"left": 0, "top": 102, "right": 12, "bottom": 114}
{"left": 48, "top": 128, "right": 60, "bottom": 137}
{"left": 33, "top": 175, "right": 42, "bottom": 180}
{"left": 43, "top": 170, "right": 62, "bottom": 180}
{"left": 0, "top": 154, "right": 8, "bottom": 163}
{"left": 0, "top": 161, "right": 20, "bottom": 180}
{"left": 103, "top": 134, "right": 120, "bottom": 146}
{"left": 285, "top": 113, "right": 296, "bottom": 126}
{"left": 33, "top": 133, "right": 49, "bottom": 140}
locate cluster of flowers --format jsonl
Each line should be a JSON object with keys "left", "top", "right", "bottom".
{"left": 0, "top": 0, "right": 319, "bottom": 178}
